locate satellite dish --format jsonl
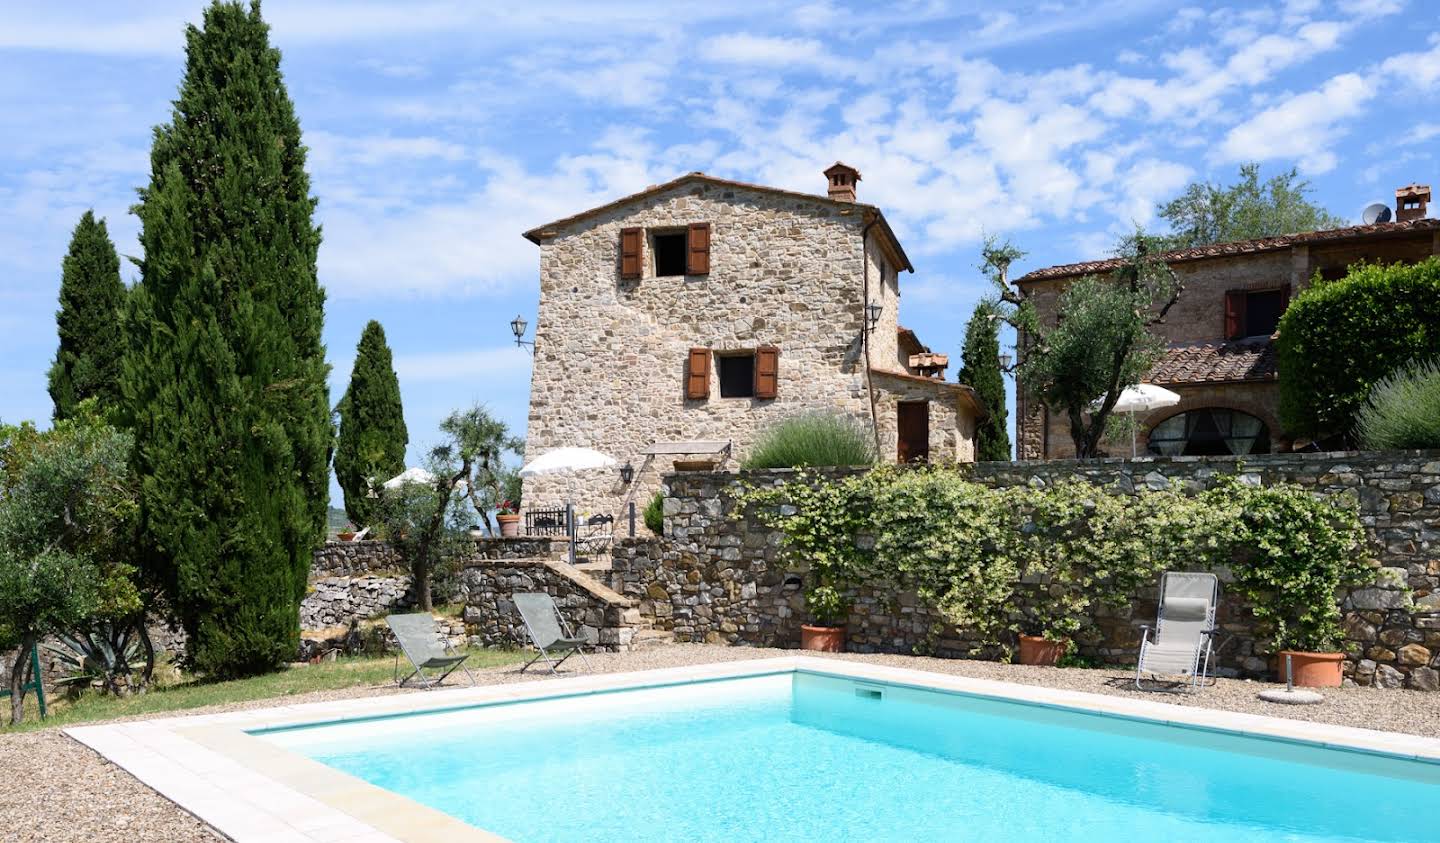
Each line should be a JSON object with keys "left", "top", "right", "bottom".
{"left": 1362, "top": 203, "right": 1392, "bottom": 225}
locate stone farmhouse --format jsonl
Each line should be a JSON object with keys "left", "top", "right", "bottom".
{"left": 518, "top": 164, "right": 984, "bottom": 528}
{"left": 1014, "top": 184, "right": 1439, "bottom": 460}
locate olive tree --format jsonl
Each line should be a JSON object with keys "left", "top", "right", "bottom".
{"left": 986, "top": 232, "right": 1182, "bottom": 458}
{"left": 0, "top": 408, "right": 139, "bottom": 724}
{"left": 376, "top": 405, "right": 521, "bottom": 610}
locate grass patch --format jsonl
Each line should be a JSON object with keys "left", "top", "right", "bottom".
{"left": 1, "top": 647, "right": 522, "bottom": 734}
{"left": 742, "top": 413, "right": 876, "bottom": 469}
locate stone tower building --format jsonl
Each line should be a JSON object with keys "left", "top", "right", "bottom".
{"left": 518, "top": 165, "right": 983, "bottom": 533}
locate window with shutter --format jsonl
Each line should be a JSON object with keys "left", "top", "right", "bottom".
{"left": 1223, "top": 290, "right": 1245, "bottom": 340}
{"left": 755, "top": 346, "right": 779, "bottom": 399}
{"left": 686, "top": 348, "right": 710, "bottom": 399}
{"left": 687, "top": 222, "right": 711, "bottom": 275}
{"left": 620, "top": 227, "right": 642, "bottom": 279}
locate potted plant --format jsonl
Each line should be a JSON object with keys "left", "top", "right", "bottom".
{"left": 1017, "top": 628, "right": 1069, "bottom": 666}
{"left": 1217, "top": 478, "right": 1368, "bottom": 688}
{"left": 496, "top": 499, "right": 521, "bottom": 538}
{"left": 336, "top": 523, "right": 357, "bottom": 542}
{"left": 800, "top": 580, "right": 849, "bottom": 652}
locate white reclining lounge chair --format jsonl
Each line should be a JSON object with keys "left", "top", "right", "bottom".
{"left": 1135, "top": 572, "right": 1220, "bottom": 691}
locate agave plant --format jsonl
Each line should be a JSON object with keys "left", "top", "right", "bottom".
{"left": 45, "top": 623, "right": 153, "bottom": 696}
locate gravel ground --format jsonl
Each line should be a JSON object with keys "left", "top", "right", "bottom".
{"left": 3, "top": 644, "right": 1437, "bottom": 842}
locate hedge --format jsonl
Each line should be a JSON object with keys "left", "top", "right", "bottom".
{"left": 1277, "top": 258, "right": 1440, "bottom": 440}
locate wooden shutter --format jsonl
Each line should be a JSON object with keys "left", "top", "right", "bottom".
{"left": 620, "top": 227, "right": 642, "bottom": 279}
{"left": 686, "top": 348, "right": 710, "bottom": 399}
{"left": 686, "top": 222, "right": 711, "bottom": 275}
{"left": 754, "top": 346, "right": 779, "bottom": 399}
{"left": 1223, "top": 290, "right": 1246, "bottom": 340}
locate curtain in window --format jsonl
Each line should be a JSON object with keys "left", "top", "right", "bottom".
{"left": 1225, "top": 412, "right": 1264, "bottom": 455}
{"left": 1148, "top": 414, "right": 1187, "bottom": 456}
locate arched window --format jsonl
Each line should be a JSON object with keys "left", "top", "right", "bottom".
{"left": 1146, "top": 409, "right": 1269, "bottom": 457}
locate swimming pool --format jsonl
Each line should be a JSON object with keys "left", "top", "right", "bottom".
{"left": 257, "top": 668, "right": 1440, "bottom": 842}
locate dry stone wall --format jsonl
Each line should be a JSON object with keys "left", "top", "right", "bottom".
{"left": 458, "top": 558, "right": 640, "bottom": 652}
{"left": 612, "top": 452, "right": 1440, "bottom": 689}
{"left": 301, "top": 538, "right": 565, "bottom": 633}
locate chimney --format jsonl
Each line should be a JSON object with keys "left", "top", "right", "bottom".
{"left": 1396, "top": 183, "right": 1430, "bottom": 222}
{"left": 824, "top": 161, "right": 860, "bottom": 202}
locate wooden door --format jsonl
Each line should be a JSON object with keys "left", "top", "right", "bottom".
{"left": 897, "top": 401, "right": 930, "bottom": 463}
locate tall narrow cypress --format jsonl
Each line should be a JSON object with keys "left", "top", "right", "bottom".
{"left": 334, "top": 321, "right": 408, "bottom": 528}
{"left": 48, "top": 211, "right": 128, "bottom": 420}
{"left": 124, "top": 0, "right": 330, "bottom": 677}
{"left": 958, "top": 303, "right": 1011, "bottom": 461}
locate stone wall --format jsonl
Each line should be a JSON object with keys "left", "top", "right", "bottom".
{"left": 521, "top": 175, "right": 975, "bottom": 536}
{"left": 310, "top": 537, "right": 560, "bottom": 577}
{"left": 458, "top": 558, "right": 640, "bottom": 652}
{"left": 300, "top": 574, "right": 416, "bottom": 631}
{"left": 301, "top": 538, "right": 565, "bottom": 633}
{"left": 612, "top": 452, "right": 1440, "bottom": 689}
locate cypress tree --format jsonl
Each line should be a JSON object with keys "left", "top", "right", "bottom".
{"left": 958, "top": 303, "right": 1011, "bottom": 461}
{"left": 123, "top": 1, "right": 330, "bottom": 677}
{"left": 334, "top": 321, "right": 408, "bottom": 528}
{"left": 48, "top": 211, "right": 128, "bottom": 420}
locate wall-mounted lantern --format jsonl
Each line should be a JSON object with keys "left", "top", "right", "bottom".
{"left": 510, "top": 314, "right": 533, "bottom": 352}
{"left": 865, "top": 301, "right": 882, "bottom": 332}
{"left": 619, "top": 461, "right": 635, "bottom": 485}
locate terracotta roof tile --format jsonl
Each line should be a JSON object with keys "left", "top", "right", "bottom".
{"left": 1148, "top": 340, "right": 1277, "bottom": 385}
{"left": 1016, "top": 218, "right": 1440, "bottom": 284}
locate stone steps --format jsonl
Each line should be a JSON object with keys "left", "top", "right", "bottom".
{"left": 629, "top": 629, "right": 676, "bottom": 649}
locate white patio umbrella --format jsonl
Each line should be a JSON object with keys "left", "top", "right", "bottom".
{"left": 382, "top": 466, "right": 436, "bottom": 489}
{"left": 518, "top": 447, "right": 618, "bottom": 477}
{"left": 519, "top": 447, "right": 618, "bottom": 564}
{"left": 1092, "top": 384, "right": 1182, "bottom": 457}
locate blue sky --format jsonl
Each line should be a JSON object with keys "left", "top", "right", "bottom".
{"left": 2, "top": 0, "right": 1437, "bottom": 502}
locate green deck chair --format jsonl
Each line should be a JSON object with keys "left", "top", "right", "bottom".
{"left": 386, "top": 613, "right": 476, "bottom": 689}
{"left": 513, "top": 593, "right": 593, "bottom": 674}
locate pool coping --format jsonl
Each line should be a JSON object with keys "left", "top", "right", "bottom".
{"left": 66, "top": 656, "right": 1440, "bottom": 842}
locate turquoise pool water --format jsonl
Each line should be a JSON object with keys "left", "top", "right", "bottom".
{"left": 259, "top": 672, "right": 1439, "bottom": 842}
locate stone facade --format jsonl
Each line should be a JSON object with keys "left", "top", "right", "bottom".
{"left": 458, "top": 558, "right": 640, "bottom": 652}
{"left": 520, "top": 171, "right": 980, "bottom": 535}
{"left": 1014, "top": 220, "right": 1440, "bottom": 459}
{"left": 611, "top": 452, "right": 1440, "bottom": 689}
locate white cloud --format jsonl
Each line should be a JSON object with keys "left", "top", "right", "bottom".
{"left": 698, "top": 34, "right": 851, "bottom": 76}
{"left": 1381, "top": 33, "right": 1440, "bottom": 90}
{"left": 1217, "top": 72, "right": 1375, "bottom": 172}
{"left": 391, "top": 346, "right": 532, "bottom": 382}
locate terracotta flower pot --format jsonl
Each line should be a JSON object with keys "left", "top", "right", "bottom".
{"left": 336, "top": 531, "right": 356, "bottom": 542}
{"left": 1275, "top": 650, "right": 1344, "bottom": 687}
{"left": 497, "top": 514, "right": 521, "bottom": 538}
{"left": 801, "top": 624, "right": 846, "bottom": 652}
{"left": 1017, "top": 635, "right": 1068, "bottom": 666}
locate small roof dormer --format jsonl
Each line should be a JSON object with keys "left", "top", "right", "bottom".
{"left": 824, "top": 161, "right": 861, "bottom": 202}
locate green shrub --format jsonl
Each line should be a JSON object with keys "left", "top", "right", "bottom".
{"left": 1203, "top": 477, "right": 1367, "bottom": 652}
{"left": 1277, "top": 258, "right": 1440, "bottom": 440}
{"left": 643, "top": 491, "right": 665, "bottom": 535}
{"left": 738, "top": 467, "right": 1365, "bottom": 656}
{"left": 1356, "top": 358, "right": 1440, "bottom": 450}
{"left": 742, "top": 413, "right": 875, "bottom": 469}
